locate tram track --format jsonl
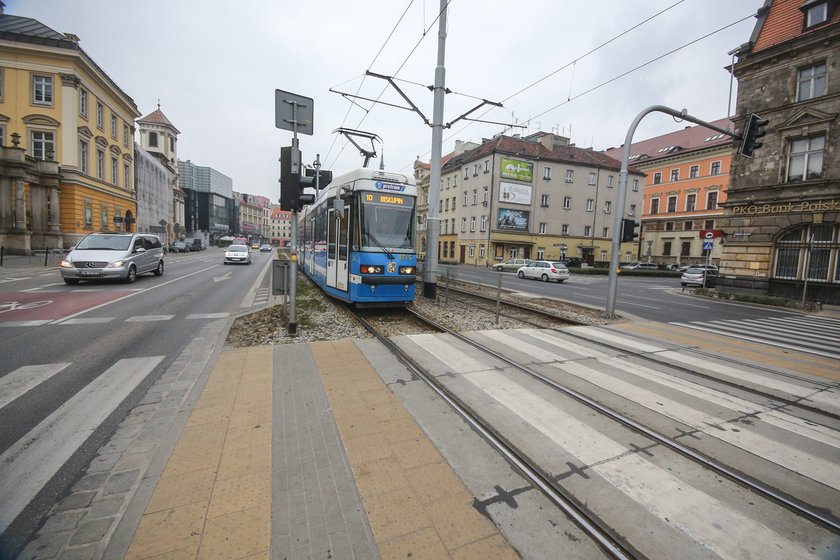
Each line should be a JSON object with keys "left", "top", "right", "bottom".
{"left": 348, "top": 302, "right": 840, "bottom": 558}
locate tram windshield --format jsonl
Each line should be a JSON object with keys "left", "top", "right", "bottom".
{"left": 359, "top": 193, "right": 415, "bottom": 252}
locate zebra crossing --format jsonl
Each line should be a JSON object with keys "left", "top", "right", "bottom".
{"left": 670, "top": 313, "right": 840, "bottom": 359}
{"left": 0, "top": 311, "right": 231, "bottom": 327}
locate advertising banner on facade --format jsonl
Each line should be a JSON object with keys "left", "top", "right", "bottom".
{"left": 500, "top": 157, "right": 533, "bottom": 182}
{"left": 497, "top": 208, "right": 530, "bottom": 231}
{"left": 499, "top": 181, "right": 533, "bottom": 205}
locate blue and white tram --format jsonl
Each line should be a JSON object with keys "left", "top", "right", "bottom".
{"left": 298, "top": 168, "right": 417, "bottom": 306}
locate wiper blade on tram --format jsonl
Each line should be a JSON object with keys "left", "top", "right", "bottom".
{"left": 365, "top": 232, "right": 393, "bottom": 260}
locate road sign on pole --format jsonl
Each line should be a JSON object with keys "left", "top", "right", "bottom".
{"left": 703, "top": 240, "right": 714, "bottom": 251}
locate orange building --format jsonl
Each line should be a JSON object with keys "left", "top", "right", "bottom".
{"left": 606, "top": 119, "right": 733, "bottom": 267}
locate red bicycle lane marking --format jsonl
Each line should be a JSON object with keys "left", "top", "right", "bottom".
{"left": 0, "top": 290, "right": 135, "bottom": 321}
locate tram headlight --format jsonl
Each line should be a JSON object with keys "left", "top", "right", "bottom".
{"left": 398, "top": 266, "right": 415, "bottom": 275}
{"left": 361, "top": 265, "right": 383, "bottom": 274}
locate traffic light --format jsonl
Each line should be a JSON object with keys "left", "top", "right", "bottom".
{"left": 621, "top": 218, "right": 640, "bottom": 243}
{"left": 739, "top": 113, "right": 769, "bottom": 158}
{"left": 304, "top": 167, "right": 332, "bottom": 190}
{"left": 279, "top": 146, "right": 301, "bottom": 212}
{"left": 298, "top": 173, "right": 315, "bottom": 206}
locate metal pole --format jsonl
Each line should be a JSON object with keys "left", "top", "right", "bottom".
{"left": 288, "top": 104, "right": 300, "bottom": 335}
{"left": 496, "top": 272, "right": 502, "bottom": 325}
{"left": 605, "top": 105, "right": 738, "bottom": 318}
{"left": 423, "top": 0, "right": 448, "bottom": 299}
{"left": 801, "top": 234, "right": 813, "bottom": 309}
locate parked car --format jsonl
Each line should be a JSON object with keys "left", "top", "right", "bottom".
{"left": 259, "top": 244, "right": 273, "bottom": 253}
{"left": 621, "top": 262, "right": 659, "bottom": 271}
{"left": 223, "top": 244, "right": 251, "bottom": 265}
{"left": 60, "top": 232, "right": 165, "bottom": 284}
{"left": 170, "top": 241, "right": 189, "bottom": 253}
{"left": 185, "top": 238, "right": 205, "bottom": 251}
{"left": 681, "top": 266, "right": 718, "bottom": 287}
{"left": 494, "top": 258, "right": 532, "bottom": 272}
{"left": 517, "top": 261, "right": 570, "bottom": 283}
{"left": 561, "top": 257, "right": 583, "bottom": 268}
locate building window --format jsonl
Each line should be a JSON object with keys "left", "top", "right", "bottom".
{"left": 681, "top": 241, "right": 691, "bottom": 256}
{"left": 797, "top": 64, "right": 826, "bottom": 101}
{"left": 787, "top": 135, "right": 825, "bottom": 181}
{"left": 80, "top": 89, "right": 88, "bottom": 117}
{"left": 464, "top": 167, "right": 469, "bottom": 180}
{"left": 563, "top": 196, "right": 572, "bottom": 209}
{"left": 632, "top": 179, "right": 639, "bottom": 192}
{"left": 79, "top": 139, "right": 88, "bottom": 173}
{"left": 543, "top": 166, "right": 551, "bottom": 180}
{"left": 584, "top": 225, "right": 592, "bottom": 237}
{"left": 539, "top": 222, "right": 546, "bottom": 234}
{"left": 650, "top": 198, "right": 660, "bottom": 214}
{"left": 607, "top": 175, "right": 614, "bottom": 188}
{"left": 602, "top": 227, "right": 609, "bottom": 238}
{"left": 653, "top": 172, "right": 662, "bottom": 184}
{"left": 565, "top": 169, "right": 574, "bottom": 183}
{"left": 149, "top": 131, "right": 158, "bottom": 148}
{"left": 473, "top": 164, "right": 479, "bottom": 176}
{"left": 484, "top": 160, "right": 489, "bottom": 173}
{"left": 100, "top": 204, "right": 108, "bottom": 228}
{"left": 32, "top": 75, "right": 53, "bottom": 105}
{"left": 685, "top": 193, "right": 696, "bottom": 212}
{"left": 707, "top": 191, "right": 719, "bottom": 210}
{"left": 667, "top": 195, "right": 677, "bottom": 213}
{"left": 84, "top": 200, "right": 93, "bottom": 228}
{"left": 710, "top": 161, "right": 721, "bottom": 175}
{"left": 124, "top": 164, "right": 130, "bottom": 188}
{"left": 483, "top": 187, "right": 488, "bottom": 204}
{"left": 689, "top": 165, "right": 699, "bottom": 179}
{"left": 541, "top": 194, "right": 549, "bottom": 207}
{"left": 586, "top": 199, "right": 594, "bottom": 212}
{"left": 0, "top": 68, "right": 3, "bottom": 102}
{"left": 704, "top": 219, "right": 715, "bottom": 230}
{"left": 804, "top": 1, "right": 828, "bottom": 28}
{"left": 670, "top": 169, "right": 679, "bottom": 182}
{"left": 461, "top": 217, "right": 466, "bottom": 232}
{"left": 469, "top": 245, "right": 475, "bottom": 257}
{"left": 666, "top": 222, "right": 675, "bottom": 232}
{"left": 470, "top": 217, "right": 476, "bottom": 231}
{"left": 472, "top": 189, "right": 477, "bottom": 205}
{"left": 97, "top": 149, "right": 104, "bottom": 179}
{"left": 479, "top": 244, "right": 486, "bottom": 258}
{"left": 604, "top": 201, "right": 612, "bottom": 213}
{"left": 463, "top": 191, "right": 468, "bottom": 206}
{"left": 663, "top": 241, "right": 672, "bottom": 256}
{"left": 31, "top": 131, "right": 54, "bottom": 160}
{"left": 96, "top": 101, "right": 104, "bottom": 129}
{"left": 480, "top": 215, "right": 486, "bottom": 231}
{"left": 537, "top": 249, "right": 544, "bottom": 260}
{"left": 775, "top": 223, "right": 836, "bottom": 282}
{"left": 444, "top": 199, "right": 449, "bottom": 212}
{"left": 684, "top": 220, "right": 693, "bottom": 231}
{"left": 561, "top": 224, "right": 569, "bottom": 235}
{"left": 111, "top": 115, "right": 118, "bottom": 138}
{"left": 629, "top": 204, "right": 637, "bottom": 216}
{"left": 111, "top": 156, "right": 118, "bottom": 185}
{"left": 588, "top": 172, "right": 596, "bottom": 185}
{"left": 123, "top": 124, "right": 130, "bottom": 146}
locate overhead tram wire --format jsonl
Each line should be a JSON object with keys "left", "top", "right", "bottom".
{"left": 324, "top": 0, "right": 416, "bottom": 166}
{"left": 401, "top": 9, "right": 757, "bottom": 172}
{"left": 328, "top": 0, "right": 454, "bottom": 171}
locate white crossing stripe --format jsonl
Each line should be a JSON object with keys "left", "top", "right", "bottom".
{"left": 0, "top": 320, "right": 51, "bottom": 327}
{"left": 0, "top": 363, "right": 70, "bottom": 409}
{"left": 125, "top": 315, "right": 175, "bottom": 322}
{"left": 186, "top": 313, "right": 230, "bottom": 320}
{"left": 0, "top": 356, "right": 164, "bottom": 534}
{"left": 58, "top": 318, "right": 114, "bottom": 325}
{"left": 567, "top": 326, "right": 666, "bottom": 353}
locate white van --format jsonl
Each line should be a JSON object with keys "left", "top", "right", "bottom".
{"left": 60, "top": 232, "right": 165, "bottom": 285}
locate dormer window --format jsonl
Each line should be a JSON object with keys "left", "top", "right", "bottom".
{"left": 802, "top": 0, "right": 829, "bottom": 28}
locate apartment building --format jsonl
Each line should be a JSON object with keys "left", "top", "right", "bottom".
{"left": 720, "top": 0, "right": 840, "bottom": 303}
{"left": 0, "top": 9, "right": 140, "bottom": 251}
{"left": 605, "top": 119, "right": 732, "bottom": 267}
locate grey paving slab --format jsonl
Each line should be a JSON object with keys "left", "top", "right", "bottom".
{"left": 272, "top": 344, "right": 379, "bottom": 560}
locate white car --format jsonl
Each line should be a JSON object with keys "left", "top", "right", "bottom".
{"left": 223, "top": 244, "right": 251, "bottom": 265}
{"left": 517, "top": 261, "right": 570, "bottom": 283}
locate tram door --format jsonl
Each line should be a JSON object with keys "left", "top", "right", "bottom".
{"left": 335, "top": 206, "right": 348, "bottom": 291}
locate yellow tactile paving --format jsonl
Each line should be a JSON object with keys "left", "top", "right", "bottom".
{"left": 619, "top": 320, "right": 840, "bottom": 380}
{"left": 125, "top": 347, "right": 273, "bottom": 560}
{"left": 311, "top": 339, "right": 520, "bottom": 560}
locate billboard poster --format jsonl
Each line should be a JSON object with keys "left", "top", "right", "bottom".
{"left": 499, "top": 181, "right": 533, "bottom": 205}
{"left": 497, "top": 208, "right": 530, "bottom": 231}
{"left": 500, "top": 157, "right": 533, "bottom": 182}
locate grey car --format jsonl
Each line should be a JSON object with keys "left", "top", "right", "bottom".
{"left": 60, "top": 232, "right": 164, "bottom": 284}
{"left": 681, "top": 266, "right": 718, "bottom": 287}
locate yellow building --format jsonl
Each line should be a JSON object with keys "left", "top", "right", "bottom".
{"left": 0, "top": 11, "right": 140, "bottom": 251}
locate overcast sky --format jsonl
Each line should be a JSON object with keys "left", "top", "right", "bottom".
{"left": 7, "top": 0, "right": 760, "bottom": 201}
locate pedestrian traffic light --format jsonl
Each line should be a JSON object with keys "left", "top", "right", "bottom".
{"left": 304, "top": 167, "right": 333, "bottom": 190}
{"left": 298, "top": 173, "right": 316, "bottom": 206}
{"left": 279, "top": 145, "right": 301, "bottom": 212}
{"left": 621, "top": 218, "right": 640, "bottom": 243}
{"left": 739, "top": 113, "right": 769, "bottom": 158}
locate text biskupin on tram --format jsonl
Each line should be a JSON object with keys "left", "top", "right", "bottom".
{"left": 297, "top": 168, "right": 418, "bottom": 307}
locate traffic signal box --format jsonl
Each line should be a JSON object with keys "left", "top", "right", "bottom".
{"left": 739, "top": 113, "right": 769, "bottom": 158}
{"left": 621, "top": 218, "right": 640, "bottom": 243}
{"left": 280, "top": 146, "right": 334, "bottom": 212}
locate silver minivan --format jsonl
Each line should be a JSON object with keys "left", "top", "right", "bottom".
{"left": 60, "top": 232, "right": 165, "bottom": 285}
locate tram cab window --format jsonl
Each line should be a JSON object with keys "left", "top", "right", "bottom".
{"left": 360, "top": 195, "right": 415, "bottom": 251}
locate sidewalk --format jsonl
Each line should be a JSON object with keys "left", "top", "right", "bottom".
{"left": 112, "top": 341, "right": 519, "bottom": 560}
